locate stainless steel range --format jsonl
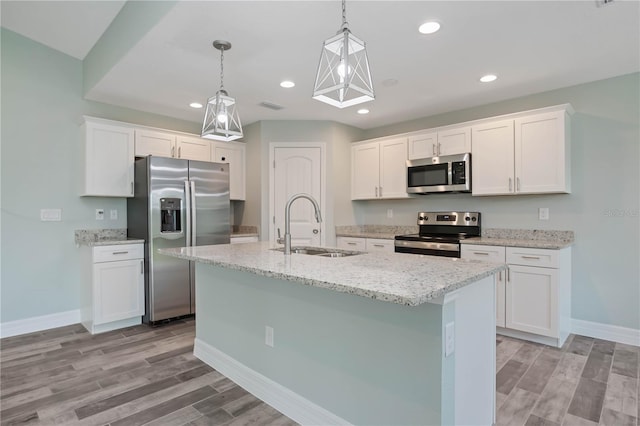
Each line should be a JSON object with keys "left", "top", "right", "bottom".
{"left": 394, "top": 211, "right": 481, "bottom": 257}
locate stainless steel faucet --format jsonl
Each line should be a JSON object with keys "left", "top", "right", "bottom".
{"left": 284, "top": 193, "right": 322, "bottom": 255}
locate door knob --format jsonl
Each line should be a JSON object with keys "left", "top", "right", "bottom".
{"left": 313, "top": 229, "right": 319, "bottom": 234}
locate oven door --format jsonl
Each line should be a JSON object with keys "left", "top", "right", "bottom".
{"left": 406, "top": 159, "right": 450, "bottom": 194}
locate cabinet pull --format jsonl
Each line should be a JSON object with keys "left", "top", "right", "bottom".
{"left": 509, "top": 178, "right": 513, "bottom": 192}
{"left": 347, "top": 242, "right": 357, "bottom": 246}
{"left": 112, "top": 251, "right": 129, "bottom": 255}
{"left": 178, "top": 146, "right": 181, "bottom": 158}
{"left": 373, "top": 244, "right": 385, "bottom": 248}
{"left": 473, "top": 251, "right": 489, "bottom": 256}
{"left": 140, "top": 260, "right": 144, "bottom": 274}
{"left": 498, "top": 271, "right": 502, "bottom": 281}
{"left": 171, "top": 146, "right": 175, "bottom": 157}
{"left": 375, "top": 186, "right": 378, "bottom": 197}
{"left": 379, "top": 186, "right": 383, "bottom": 197}
{"left": 521, "top": 255, "right": 541, "bottom": 260}
{"left": 131, "top": 182, "right": 134, "bottom": 195}
{"left": 516, "top": 177, "right": 521, "bottom": 192}
{"left": 507, "top": 268, "right": 510, "bottom": 282}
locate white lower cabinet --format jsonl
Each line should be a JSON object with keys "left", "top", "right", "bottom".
{"left": 336, "top": 236, "right": 394, "bottom": 253}
{"left": 461, "top": 244, "right": 571, "bottom": 347}
{"left": 81, "top": 243, "right": 145, "bottom": 334}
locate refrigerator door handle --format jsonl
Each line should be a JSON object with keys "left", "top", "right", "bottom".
{"left": 184, "top": 181, "right": 191, "bottom": 247}
{"left": 190, "top": 180, "right": 197, "bottom": 246}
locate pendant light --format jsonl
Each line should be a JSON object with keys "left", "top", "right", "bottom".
{"left": 312, "top": 0, "right": 374, "bottom": 108}
{"left": 201, "top": 40, "right": 243, "bottom": 141}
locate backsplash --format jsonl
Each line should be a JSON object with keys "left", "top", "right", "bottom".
{"left": 482, "top": 228, "right": 574, "bottom": 243}
{"left": 75, "top": 228, "right": 127, "bottom": 245}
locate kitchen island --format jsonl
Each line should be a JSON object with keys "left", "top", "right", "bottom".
{"left": 159, "top": 242, "right": 506, "bottom": 425}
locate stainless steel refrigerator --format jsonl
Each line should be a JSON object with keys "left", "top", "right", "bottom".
{"left": 127, "top": 156, "right": 230, "bottom": 324}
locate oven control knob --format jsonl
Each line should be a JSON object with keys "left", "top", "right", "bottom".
{"left": 465, "top": 216, "right": 471, "bottom": 221}
{"left": 472, "top": 217, "right": 477, "bottom": 222}
{"left": 418, "top": 215, "right": 425, "bottom": 221}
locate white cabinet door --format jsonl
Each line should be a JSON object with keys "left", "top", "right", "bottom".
{"left": 506, "top": 265, "right": 558, "bottom": 338}
{"left": 471, "top": 119, "right": 515, "bottom": 195}
{"left": 515, "top": 111, "right": 570, "bottom": 194}
{"left": 408, "top": 131, "right": 438, "bottom": 159}
{"left": 336, "top": 237, "right": 366, "bottom": 251}
{"left": 212, "top": 141, "right": 246, "bottom": 200}
{"left": 461, "top": 244, "right": 506, "bottom": 327}
{"left": 81, "top": 120, "right": 135, "bottom": 197}
{"left": 93, "top": 258, "right": 144, "bottom": 325}
{"left": 379, "top": 138, "right": 409, "bottom": 199}
{"left": 135, "top": 129, "right": 176, "bottom": 158}
{"left": 437, "top": 126, "right": 471, "bottom": 156}
{"left": 496, "top": 272, "right": 506, "bottom": 328}
{"left": 351, "top": 142, "right": 380, "bottom": 199}
{"left": 176, "top": 136, "right": 211, "bottom": 161}
{"left": 365, "top": 238, "right": 395, "bottom": 252}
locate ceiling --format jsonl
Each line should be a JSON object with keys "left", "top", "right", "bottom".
{"left": 2, "top": 1, "right": 639, "bottom": 130}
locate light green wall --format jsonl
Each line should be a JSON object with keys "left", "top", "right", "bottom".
{"left": 0, "top": 29, "right": 200, "bottom": 323}
{"left": 358, "top": 73, "right": 640, "bottom": 331}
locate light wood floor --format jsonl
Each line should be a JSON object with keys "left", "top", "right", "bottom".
{"left": 1, "top": 320, "right": 638, "bottom": 425}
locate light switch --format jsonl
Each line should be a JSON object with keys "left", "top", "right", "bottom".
{"left": 40, "top": 209, "right": 62, "bottom": 221}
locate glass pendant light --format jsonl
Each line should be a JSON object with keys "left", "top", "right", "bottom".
{"left": 201, "top": 40, "right": 243, "bottom": 141}
{"left": 312, "top": 0, "right": 374, "bottom": 108}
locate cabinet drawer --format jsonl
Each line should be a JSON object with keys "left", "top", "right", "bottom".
{"left": 366, "top": 238, "right": 395, "bottom": 252}
{"left": 336, "top": 237, "right": 366, "bottom": 251}
{"left": 93, "top": 244, "right": 144, "bottom": 263}
{"left": 506, "top": 247, "right": 558, "bottom": 268}
{"left": 461, "top": 244, "right": 506, "bottom": 263}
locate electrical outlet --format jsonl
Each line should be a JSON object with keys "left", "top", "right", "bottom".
{"left": 40, "top": 209, "right": 62, "bottom": 221}
{"left": 95, "top": 209, "right": 104, "bottom": 220}
{"left": 265, "top": 326, "right": 274, "bottom": 347}
{"left": 445, "top": 322, "right": 455, "bottom": 357}
{"left": 110, "top": 209, "right": 118, "bottom": 220}
{"left": 387, "top": 209, "right": 393, "bottom": 219}
{"left": 539, "top": 208, "right": 549, "bottom": 220}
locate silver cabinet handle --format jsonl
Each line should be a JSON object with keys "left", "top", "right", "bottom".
{"left": 473, "top": 251, "right": 490, "bottom": 256}
{"left": 347, "top": 242, "right": 357, "bottom": 246}
{"left": 516, "top": 177, "right": 521, "bottom": 192}
{"left": 509, "top": 178, "right": 513, "bottom": 192}
{"left": 372, "top": 244, "right": 385, "bottom": 248}
{"left": 507, "top": 268, "right": 510, "bottom": 282}
{"left": 379, "top": 186, "right": 383, "bottom": 197}
{"left": 184, "top": 181, "right": 191, "bottom": 247}
{"left": 171, "top": 146, "right": 175, "bottom": 157}
{"left": 375, "top": 186, "right": 378, "bottom": 197}
{"left": 178, "top": 146, "right": 181, "bottom": 158}
{"left": 112, "top": 251, "right": 129, "bottom": 255}
{"left": 498, "top": 271, "right": 502, "bottom": 281}
{"left": 190, "top": 181, "right": 197, "bottom": 246}
{"left": 521, "top": 255, "right": 541, "bottom": 260}
{"left": 140, "top": 260, "right": 144, "bottom": 274}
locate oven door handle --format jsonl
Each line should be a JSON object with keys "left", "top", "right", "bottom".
{"left": 394, "top": 240, "right": 460, "bottom": 252}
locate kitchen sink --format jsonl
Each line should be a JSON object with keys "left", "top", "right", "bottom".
{"left": 272, "top": 246, "right": 362, "bottom": 257}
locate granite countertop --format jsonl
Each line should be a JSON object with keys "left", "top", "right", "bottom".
{"left": 158, "top": 242, "right": 505, "bottom": 307}
{"left": 461, "top": 229, "right": 574, "bottom": 249}
{"left": 75, "top": 229, "right": 144, "bottom": 247}
{"left": 335, "top": 225, "right": 418, "bottom": 240}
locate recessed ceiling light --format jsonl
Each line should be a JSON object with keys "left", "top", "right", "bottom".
{"left": 418, "top": 21, "right": 441, "bottom": 34}
{"left": 381, "top": 78, "right": 399, "bottom": 87}
{"left": 480, "top": 74, "right": 498, "bottom": 83}
{"left": 280, "top": 80, "right": 295, "bottom": 88}
{"left": 357, "top": 109, "right": 369, "bottom": 115}
{"left": 189, "top": 102, "right": 203, "bottom": 108}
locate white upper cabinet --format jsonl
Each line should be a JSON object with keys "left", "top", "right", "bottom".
{"left": 176, "top": 135, "right": 211, "bottom": 161}
{"left": 352, "top": 137, "right": 409, "bottom": 200}
{"left": 135, "top": 129, "right": 176, "bottom": 158}
{"left": 81, "top": 118, "right": 135, "bottom": 197}
{"left": 514, "top": 110, "right": 571, "bottom": 194}
{"left": 211, "top": 141, "right": 246, "bottom": 200}
{"left": 471, "top": 119, "right": 515, "bottom": 195}
{"left": 472, "top": 105, "right": 572, "bottom": 196}
{"left": 408, "top": 126, "right": 471, "bottom": 159}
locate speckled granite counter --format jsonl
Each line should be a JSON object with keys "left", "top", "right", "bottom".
{"left": 462, "top": 228, "right": 574, "bottom": 249}
{"left": 75, "top": 229, "right": 144, "bottom": 247}
{"left": 158, "top": 241, "right": 505, "bottom": 306}
{"left": 335, "top": 224, "right": 418, "bottom": 240}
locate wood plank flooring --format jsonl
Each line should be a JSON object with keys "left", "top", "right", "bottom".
{"left": 2, "top": 320, "right": 638, "bottom": 425}
{"left": 496, "top": 334, "right": 639, "bottom": 426}
{"left": 0, "top": 319, "right": 297, "bottom": 426}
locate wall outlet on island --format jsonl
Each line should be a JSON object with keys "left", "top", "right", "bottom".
{"left": 265, "top": 325, "right": 274, "bottom": 348}
{"left": 95, "top": 209, "right": 104, "bottom": 220}
{"left": 538, "top": 207, "right": 549, "bottom": 220}
{"left": 387, "top": 209, "right": 393, "bottom": 219}
{"left": 110, "top": 209, "right": 118, "bottom": 220}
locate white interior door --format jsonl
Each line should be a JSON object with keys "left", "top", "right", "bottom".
{"left": 272, "top": 146, "right": 323, "bottom": 247}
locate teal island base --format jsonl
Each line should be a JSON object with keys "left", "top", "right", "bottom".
{"left": 192, "top": 263, "right": 496, "bottom": 425}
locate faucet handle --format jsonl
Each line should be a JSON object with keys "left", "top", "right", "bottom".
{"left": 276, "top": 228, "right": 284, "bottom": 244}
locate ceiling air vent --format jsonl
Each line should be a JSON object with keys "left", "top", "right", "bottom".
{"left": 258, "top": 101, "right": 285, "bottom": 111}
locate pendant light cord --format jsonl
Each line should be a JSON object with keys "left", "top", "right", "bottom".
{"left": 341, "top": 0, "right": 348, "bottom": 30}
{"left": 219, "top": 48, "right": 225, "bottom": 91}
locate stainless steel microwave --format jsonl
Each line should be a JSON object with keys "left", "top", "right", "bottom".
{"left": 406, "top": 153, "right": 471, "bottom": 194}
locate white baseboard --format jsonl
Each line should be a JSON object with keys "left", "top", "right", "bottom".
{"left": 194, "top": 338, "right": 352, "bottom": 426}
{"left": 0, "top": 309, "right": 81, "bottom": 339}
{"left": 572, "top": 319, "right": 640, "bottom": 346}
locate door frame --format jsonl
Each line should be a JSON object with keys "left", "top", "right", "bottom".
{"left": 268, "top": 142, "right": 327, "bottom": 246}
